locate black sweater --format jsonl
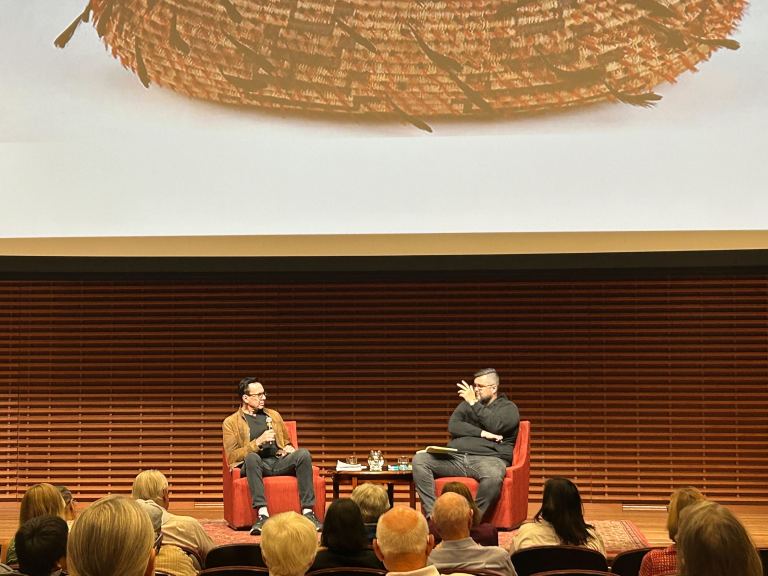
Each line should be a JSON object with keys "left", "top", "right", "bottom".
{"left": 446, "top": 395, "right": 520, "bottom": 465}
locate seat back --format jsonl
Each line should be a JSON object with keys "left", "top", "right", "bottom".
{"left": 529, "top": 571, "right": 615, "bottom": 576}
{"left": 511, "top": 545, "right": 608, "bottom": 576}
{"left": 307, "top": 568, "right": 387, "bottom": 576}
{"left": 610, "top": 548, "right": 655, "bottom": 576}
{"left": 205, "top": 544, "right": 265, "bottom": 569}
{"left": 200, "top": 567, "right": 270, "bottom": 576}
{"left": 757, "top": 547, "right": 768, "bottom": 576}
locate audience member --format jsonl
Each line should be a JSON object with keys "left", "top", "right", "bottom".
{"left": 5, "top": 484, "right": 66, "bottom": 565}
{"left": 676, "top": 500, "right": 762, "bottom": 576}
{"left": 510, "top": 477, "right": 605, "bottom": 556}
{"left": 430, "top": 482, "right": 498, "bottom": 546}
{"left": 261, "top": 512, "right": 319, "bottom": 576}
{"left": 67, "top": 495, "right": 155, "bottom": 576}
{"left": 374, "top": 506, "right": 470, "bottom": 576}
{"left": 639, "top": 486, "right": 706, "bottom": 576}
{"left": 137, "top": 499, "right": 198, "bottom": 576}
{"left": 429, "top": 492, "right": 516, "bottom": 576}
{"left": 55, "top": 487, "right": 77, "bottom": 525}
{"left": 310, "top": 499, "right": 384, "bottom": 571}
{"left": 350, "top": 483, "right": 390, "bottom": 542}
{"left": 13, "top": 516, "right": 68, "bottom": 576}
{"left": 132, "top": 469, "right": 214, "bottom": 566}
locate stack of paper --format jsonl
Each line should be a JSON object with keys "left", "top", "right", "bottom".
{"left": 336, "top": 460, "right": 366, "bottom": 471}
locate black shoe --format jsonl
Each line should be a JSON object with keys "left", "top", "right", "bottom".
{"left": 303, "top": 510, "right": 322, "bottom": 531}
{"left": 250, "top": 516, "right": 268, "bottom": 535}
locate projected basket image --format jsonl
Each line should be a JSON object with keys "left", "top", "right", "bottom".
{"left": 56, "top": 0, "right": 747, "bottom": 129}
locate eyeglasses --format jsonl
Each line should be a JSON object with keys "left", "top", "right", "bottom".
{"left": 153, "top": 532, "right": 163, "bottom": 554}
{"left": 474, "top": 383, "right": 496, "bottom": 389}
{"left": 247, "top": 392, "right": 267, "bottom": 398}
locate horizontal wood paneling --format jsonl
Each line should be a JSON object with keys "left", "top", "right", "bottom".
{"left": 2, "top": 276, "right": 768, "bottom": 505}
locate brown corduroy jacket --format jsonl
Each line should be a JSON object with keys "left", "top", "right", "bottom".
{"left": 222, "top": 407, "right": 291, "bottom": 469}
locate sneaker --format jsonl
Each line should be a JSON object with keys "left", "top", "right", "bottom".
{"left": 250, "top": 516, "right": 268, "bottom": 536}
{"left": 303, "top": 510, "right": 322, "bottom": 531}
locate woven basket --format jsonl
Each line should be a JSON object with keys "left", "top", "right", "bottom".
{"left": 57, "top": 0, "right": 747, "bottom": 128}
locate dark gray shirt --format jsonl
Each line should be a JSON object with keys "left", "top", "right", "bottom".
{"left": 447, "top": 395, "right": 519, "bottom": 464}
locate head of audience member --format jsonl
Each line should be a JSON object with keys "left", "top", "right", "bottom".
{"left": 534, "top": 477, "right": 593, "bottom": 546}
{"left": 350, "top": 483, "right": 390, "bottom": 524}
{"left": 320, "top": 498, "right": 369, "bottom": 553}
{"left": 55, "top": 486, "right": 77, "bottom": 522}
{"left": 677, "top": 501, "right": 762, "bottom": 576}
{"left": 441, "top": 482, "right": 482, "bottom": 527}
{"left": 19, "top": 483, "right": 66, "bottom": 525}
{"left": 374, "top": 506, "right": 434, "bottom": 573}
{"left": 132, "top": 469, "right": 170, "bottom": 509}
{"left": 473, "top": 368, "right": 499, "bottom": 404}
{"left": 431, "top": 492, "right": 473, "bottom": 541}
{"left": 15, "top": 515, "right": 68, "bottom": 576}
{"left": 666, "top": 486, "right": 706, "bottom": 542}
{"left": 261, "top": 512, "right": 318, "bottom": 576}
{"left": 67, "top": 495, "right": 155, "bottom": 576}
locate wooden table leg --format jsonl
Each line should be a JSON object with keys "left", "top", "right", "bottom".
{"left": 409, "top": 480, "right": 416, "bottom": 508}
{"left": 333, "top": 474, "right": 340, "bottom": 499}
{"left": 387, "top": 482, "right": 395, "bottom": 506}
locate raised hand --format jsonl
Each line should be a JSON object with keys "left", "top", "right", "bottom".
{"left": 457, "top": 380, "right": 477, "bottom": 405}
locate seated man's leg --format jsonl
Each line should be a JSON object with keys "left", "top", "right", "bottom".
{"left": 466, "top": 455, "right": 507, "bottom": 518}
{"left": 267, "top": 448, "right": 316, "bottom": 509}
{"left": 242, "top": 452, "right": 267, "bottom": 510}
{"left": 412, "top": 452, "right": 466, "bottom": 517}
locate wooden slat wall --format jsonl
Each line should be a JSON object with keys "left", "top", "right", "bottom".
{"left": 1, "top": 277, "right": 767, "bottom": 505}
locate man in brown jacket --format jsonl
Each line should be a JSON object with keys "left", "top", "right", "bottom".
{"left": 222, "top": 377, "right": 321, "bottom": 535}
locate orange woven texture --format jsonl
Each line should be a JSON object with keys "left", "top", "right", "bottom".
{"left": 89, "top": 0, "right": 747, "bottom": 118}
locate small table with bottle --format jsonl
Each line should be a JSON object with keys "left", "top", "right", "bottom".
{"left": 331, "top": 451, "right": 415, "bottom": 507}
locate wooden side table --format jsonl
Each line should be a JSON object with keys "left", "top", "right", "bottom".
{"left": 331, "top": 469, "right": 416, "bottom": 508}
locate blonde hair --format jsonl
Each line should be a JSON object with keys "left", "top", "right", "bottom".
{"left": 677, "top": 501, "right": 762, "bottom": 576}
{"left": 132, "top": 469, "right": 169, "bottom": 507}
{"left": 375, "top": 506, "right": 429, "bottom": 558}
{"left": 261, "top": 512, "right": 318, "bottom": 576}
{"left": 67, "top": 495, "right": 155, "bottom": 576}
{"left": 19, "top": 483, "right": 66, "bottom": 524}
{"left": 666, "top": 486, "right": 705, "bottom": 541}
{"left": 350, "top": 483, "right": 390, "bottom": 523}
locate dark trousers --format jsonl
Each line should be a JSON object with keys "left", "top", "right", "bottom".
{"left": 242, "top": 448, "right": 316, "bottom": 510}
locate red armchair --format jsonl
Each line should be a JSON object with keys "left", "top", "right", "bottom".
{"left": 434, "top": 419, "right": 530, "bottom": 529}
{"left": 223, "top": 420, "right": 326, "bottom": 529}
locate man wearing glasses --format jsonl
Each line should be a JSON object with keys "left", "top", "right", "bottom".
{"left": 222, "top": 376, "right": 321, "bottom": 535}
{"left": 412, "top": 368, "right": 520, "bottom": 519}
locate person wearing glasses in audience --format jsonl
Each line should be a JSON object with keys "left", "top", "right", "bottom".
{"left": 222, "top": 376, "right": 322, "bottom": 535}
{"left": 413, "top": 368, "right": 520, "bottom": 519}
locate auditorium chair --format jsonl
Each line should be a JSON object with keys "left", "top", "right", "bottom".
{"left": 222, "top": 420, "right": 326, "bottom": 529}
{"left": 307, "top": 568, "right": 387, "bottom": 576}
{"left": 758, "top": 547, "right": 768, "bottom": 576}
{"left": 511, "top": 545, "right": 608, "bottom": 576}
{"left": 205, "top": 544, "right": 265, "bottom": 569}
{"left": 609, "top": 548, "right": 656, "bottom": 576}
{"left": 434, "top": 420, "right": 531, "bottom": 529}
{"left": 200, "top": 567, "right": 270, "bottom": 576}
{"left": 529, "top": 571, "right": 614, "bottom": 576}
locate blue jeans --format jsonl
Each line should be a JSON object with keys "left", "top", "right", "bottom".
{"left": 412, "top": 451, "right": 507, "bottom": 517}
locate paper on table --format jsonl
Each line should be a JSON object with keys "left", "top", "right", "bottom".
{"left": 336, "top": 460, "right": 366, "bottom": 471}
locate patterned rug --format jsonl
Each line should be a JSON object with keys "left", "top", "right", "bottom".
{"left": 200, "top": 519, "right": 649, "bottom": 560}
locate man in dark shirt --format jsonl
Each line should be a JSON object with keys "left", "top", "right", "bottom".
{"left": 222, "top": 377, "right": 322, "bottom": 535}
{"left": 413, "top": 368, "right": 519, "bottom": 518}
